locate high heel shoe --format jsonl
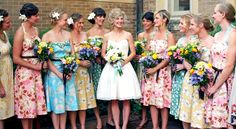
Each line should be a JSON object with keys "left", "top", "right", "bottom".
{"left": 136, "top": 119, "right": 148, "bottom": 129}
{"left": 106, "top": 122, "right": 115, "bottom": 129}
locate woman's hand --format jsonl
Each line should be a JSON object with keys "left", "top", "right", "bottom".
{"left": 95, "top": 57, "right": 102, "bottom": 64}
{"left": 174, "top": 64, "right": 185, "bottom": 71}
{"left": 80, "top": 60, "right": 91, "bottom": 68}
{"left": 183, "top": 60, "right": 192, "bottom": 70}
{"left": 0, "top": 84, "right": 6, "bottom": 98}
{"left": 133, "top": 55, "right": 141, "bottom": 61}
{"left": 146, "top": 67, "right": 157, "bottom": 75}
{"left": 34, "top": 63, "right": 43, "bottom": 71}
{"left": 207, "top": 85, "right": 218, "bottom": 97}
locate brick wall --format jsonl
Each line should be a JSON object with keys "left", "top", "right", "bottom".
{"left": 143, "top": 0, "right": 156, "bottom": 12}
{"left": 198, "top": 0, "right": 223, "bottom": 17}
{"left": 0, "top": 0, "right": 136, "bottom": 38}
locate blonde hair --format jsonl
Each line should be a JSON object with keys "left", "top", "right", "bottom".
{"left": 108, "top": 8, "right": 128, "bottom": 25}
{"left": 216, "top": 2, "right": 235, "bottom": 22}
{"left": 181, "top": 14, "right": 192, "bottom": 27}
{"left": 49, "top": 8, "right": 65, "bottom": 25}
{"left": 192, "top": 14, "right": 214, "bottom": 32}
{"left": 156, "top": 9, "right": 171, "bottom": 24}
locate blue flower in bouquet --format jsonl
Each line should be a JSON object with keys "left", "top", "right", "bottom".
{"left": 139, "top": 51, "right": 160, "bottom": 68}
{"left": 61, "top": 55, "right": 79, "bottom": 75}
{"left": 79, "top": 42, "right": 98, "bottom": 62}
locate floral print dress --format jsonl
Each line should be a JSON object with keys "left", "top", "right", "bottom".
{"left": 14, "top": 25, "right": 47, "bottom": 118}
{"left": 0, "top": 31, "right": 14, "bottom": 120}
{"left": 44, "top": 41, "right": 79, "bottom": 114}
{"left": 141, "top": 37, "right": 172, "bottom": 108}
{"left": 205, "top": 26, "right": 234, "bottom": 128}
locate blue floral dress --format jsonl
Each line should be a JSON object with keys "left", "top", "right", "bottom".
{"left": 44, "top": 41, "right": 79, "bottom": 114}
{"left": 170, "top": 37, "right": 187, "bottom": 119}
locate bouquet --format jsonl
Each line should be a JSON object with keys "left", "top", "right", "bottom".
{"left": 180, "top": 41, "right": 201, "bottom": 66}
{"left": 87, "top": 36, "right": 103, "bottom": 53}
{"left": 139, "top": 51, "right": 160, "bottom": 68}
{"left": 105, "top": 45, "right": 125, "bottom": 76}
{"left": 189, "top": 61, "right": 214, "bottom": 99}
{"left": 34, "top": 39, "right": 53, "bottom": 62}
{"left": 134, "top": 39, "right": 147, "bottom": 55}
{"left": 167, "top": 45, "right": 183, "bottom": 65}
{"left": 78, "top": 41, "right": 98, "bottom": 62}
{"left": 61, "top": 55, "right": 79, "bottom": 85}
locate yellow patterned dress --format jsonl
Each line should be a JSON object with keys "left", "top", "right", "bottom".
{"left": 75, "top": 44, "right": 96, "bottom": 110}
{"left": 0, "top": 31, "right": 14, "bottom": 120}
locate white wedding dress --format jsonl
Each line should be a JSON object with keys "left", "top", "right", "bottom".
{"left": 97, "top": 39, "right": 141, "bottom": 100}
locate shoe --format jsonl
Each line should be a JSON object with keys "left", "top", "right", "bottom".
{"left": 106, "top": 122, "right": 115, "bottom": 129}
{"left": 136, "top": 119, "right": 148, "bottom": 129}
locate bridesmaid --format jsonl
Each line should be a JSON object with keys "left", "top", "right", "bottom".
{"left": 142, "top": 10, "right": 175, "bottom": 129}
{"left": 42, "top": 8, "right": 78, "bottom": 129}
{"left": 136, "top": 11, "right": 155, "bottom": 129}
{"left": 97, "top": 8, "right": 141, "bottom": 129}
{"left": 69, "top": 13, "right": 97, "bottom": 129}
{"left": 187, "top": 15, "right": 214, "bottom": 129}
{"left": 86, "top": 8, "right": 110, "bottom": 129}
{"left": 0, "top": 9, "right": 14, "bottom": 129}
{"left": 170, "top": 14, "right": 192, "bottom": 120}
{"left": 13, "top": 3, "right": 47, "bottom": 129}
{"left": 206, "top": 2, "right": 236, "bottom": 129}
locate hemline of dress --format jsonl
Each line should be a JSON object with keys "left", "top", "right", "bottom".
{"left": 97, "top": 96, "right": 141, "bottom": 101}
{"left": 16, "top": 112, "right": 47, "bottom": 119}
{"left": 0, "top": 114, "right": 14, "bottom": 120}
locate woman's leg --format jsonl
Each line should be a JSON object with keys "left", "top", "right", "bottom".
{"left": 138, "top": 106, "right": 147, "bottom": 127}
{"left": 122, "top": 100, "right": 130, "bottom": 129}
{"left": 107, "top": 101, "right": 114, "bottom": 125}
{"left": 69, "top": 111, "right": 77, "bottom": 129}
{"left": 150, "top": 106, "right": 159, "bottom": 129}
{"left": 59, "top": 112, "right": 67, "bottom": 129}
{"left": 111, "top": 100, "right": 120, "bottom": 129}
{"left": 0, "top": 120, "right": 4, "bottom": 129}
{"left": 21, "top": 119, "right": 33, "bottom": 129}
{"left": 182, "top": 122, "right": 190, "bottom": 129}
{"left": 51, "top": 113, "right": 60, "bottom": 129}
{"left": 160, "top": 108, "right": 168, "bottom": 129}
{"left": 79, "top": 110, "right": 86, "bottom": 129}
{"left": 93, "top": 107, "right": 102, "bottom": 128}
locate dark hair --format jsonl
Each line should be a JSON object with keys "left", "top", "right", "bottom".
{"left": 68, "top": 13, "right": 83, "bottom": 29}
{"left": 20, "top": 3, "right": 39, "bottom": 18}
{"left": 142, "top": 11, "right": 154, "bottom": 22}
{"left": 0, "top": 9, "right": 8, "bottom": 26}
{"left": 192, "top": 14, "right": 214, "bottom": 32}
{"left": 88, "top": 8, "right": 106, "bottom": 24}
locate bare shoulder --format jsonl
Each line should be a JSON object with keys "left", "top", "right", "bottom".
{"left": 138, "top": 31, "right": 144, "bottom": 39}
{"left": 123, "top": 30, "right": 132, "bottom": 38}
{"left": 15, "top": 26, "right": 24, "bottom": 36}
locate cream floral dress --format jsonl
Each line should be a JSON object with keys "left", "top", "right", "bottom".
{"left": 0, "top": 31, "right": 14, "bottom": 120}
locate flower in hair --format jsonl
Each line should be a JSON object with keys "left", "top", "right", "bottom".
{"left": 0, "top": 16, "right": 3, "bottom": 22}
{"left": 19, "top": 14, "right": 27, "bottom": 21}
{"left": 52, "top": 12, "right": 60, "bottom": 20}
{"left": 67, "top": 17, "right": 74, "bottom": 25}
{"left": 88, "top": 12, "right": 96, "bottom": 20}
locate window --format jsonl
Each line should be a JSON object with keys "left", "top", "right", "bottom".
{"left": 166, "top": 0, "right": 192, "bottom": 18}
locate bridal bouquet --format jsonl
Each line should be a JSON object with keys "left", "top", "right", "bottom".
{"left": 167, "top": 45, "right": 183, "bottom": 65}
{"left": 105, "top": 45, "right": 125, "bottom": 76}
{"left": 139, "top": 51, "right": 160, "bottom": 68}
{"left": 180, "top": 41, "right": 201, "bottom": 66}
{"left": 34, "top": 39, "right": 54, "bottom": 61}
{"left": 189, "top": 61, "right": 214, "bottom": 99}
{"left": 61, "top": 55, "right": 79, "bottom": 75}
{"left": 87, "top": 36, "right": 103, "bottom": 53}
{"left": 78, "top": 41, "right": 98, "bottom": 62}
{"left": 134, "top": 39, "right": 147, "bottom": 55}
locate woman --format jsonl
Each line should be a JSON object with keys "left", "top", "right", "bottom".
{"left": 13, "top": 3, "right": 47, "bottom": 129}
{"left": 87, "top": 8, "right": 110, "bottom": 129}
{"left": 68, "top": 13, "right": 97, "bottom": 129}
{"left": 170, "top": 14, "right": 192, "bottom": 120}
{"left": 136, "top": 11, "right": 155, "bottom": 129}
{"left": 141, "top": 10, "right": 175, "bottom": 129}
{"left": 179, "top": 15, "right": 214, "bottom": 129}
{"left": 97, "top": 8, "right": 141, "bottom": 129}
{"left": 0, "top": 9, "right": 14, "bottom": 129}
{"left": 206, "top": 2, "right": 236, "bottom": 129}
{"left": 42, "top": 8, "right": 78, "bottom": 129}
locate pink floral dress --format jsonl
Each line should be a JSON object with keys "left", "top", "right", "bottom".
{"left": 141, "top": 37, "right": 172, "bottom": 108}
{"left": 205, "top": 26, "right": 234, "bottom": 128}
{"left": 14, "top": 24, "right": 47, "bottom": 118}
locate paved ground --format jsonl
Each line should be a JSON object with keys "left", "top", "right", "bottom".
{"left": 5, "top": 113, "right": 183, "bottom": 129}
